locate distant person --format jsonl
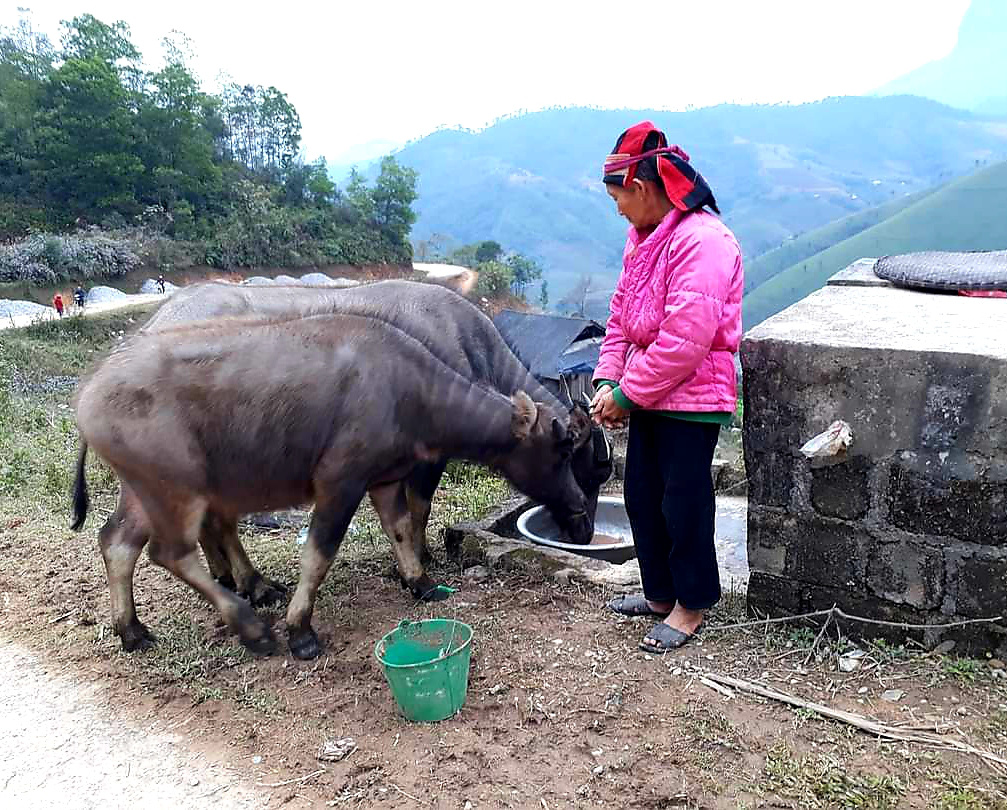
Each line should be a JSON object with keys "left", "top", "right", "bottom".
{"left": 590, "top": 121, "right": 743, "bottom": 653}
{"left": 74, "top": 286, "right": 86, "bottom": 311}
{"left": 157, "top": 274, "right": 166, "bottom": 294}
{"left": 52, "top": 293, "right": 64, "bottom": 318}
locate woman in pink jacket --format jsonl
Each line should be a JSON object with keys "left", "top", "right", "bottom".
{"left": 590, "top": 121, "right": 743, "bottom": 653}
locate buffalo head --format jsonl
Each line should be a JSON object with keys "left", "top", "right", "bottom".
{"left": 569, "top": 394, "right": 613, "bottom": 526}
{"left": 501, "top": 392, "right": 596, "bottom": 544}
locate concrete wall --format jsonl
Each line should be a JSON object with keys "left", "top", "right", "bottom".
{"left": 741, "top": 261, "right": 1007, "bottom": 655}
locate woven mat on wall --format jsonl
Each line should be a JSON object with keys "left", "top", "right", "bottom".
{"left": 873, "top": 250, "right": 1007, "bottom": 291}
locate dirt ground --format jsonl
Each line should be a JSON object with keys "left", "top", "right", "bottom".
{"left": 2, "top": 639, "right": 270, "bottom": 809}
{"left": 2, "top": 309, "right": 1007, "bottom": 809}
{"left": 3, "top": 501, "right": 1007, "bottom": 809}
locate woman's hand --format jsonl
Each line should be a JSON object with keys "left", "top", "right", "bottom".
{"left": 590, "top": 387, "right": 628, "bottom": 429}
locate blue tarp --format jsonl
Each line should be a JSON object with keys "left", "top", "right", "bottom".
{"left": 493, "top": 310, "right": 604, "bottom": 380}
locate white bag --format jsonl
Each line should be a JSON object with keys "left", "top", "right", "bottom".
{"left": 799, "top": 420, "right": 853, "bottom": 459}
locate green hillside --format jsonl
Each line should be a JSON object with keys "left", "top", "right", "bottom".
{"left": 743, "top": 159, "right": 1007, "bottom": 327}
{"left": 390, "top": 96, "right": 1007, "bottom": 299}
{"left": 743, "top": 187, "right": 935, "bottom": 293}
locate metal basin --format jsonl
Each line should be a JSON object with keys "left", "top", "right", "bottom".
{"left": 515, "top": 496, "right": 636, "bottom": 564}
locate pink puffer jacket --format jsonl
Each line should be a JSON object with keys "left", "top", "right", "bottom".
{"left": 592, "top": 208, "right": 743, "bottom": 412}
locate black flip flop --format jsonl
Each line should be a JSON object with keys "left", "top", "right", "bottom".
{"left": 606, "top": 594, "right": 670, "bottom": 618}
{"left": 638, "top": 622, "right": 701, "bottom": 654}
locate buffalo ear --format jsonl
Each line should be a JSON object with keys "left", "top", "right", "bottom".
{"left": 510, "top": 391, "right": 538, "bottom": 440}
{"left": 568, "top": 406, "right": 592, "bottom": 447}
{"left": 551, "top": 415, "right": 566, "bottom": 442}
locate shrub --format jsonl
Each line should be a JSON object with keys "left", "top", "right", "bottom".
{"left": 0, "top": 232, "right": 141, "bottom": 283}
{"left": 474, "top": 260, "right": 514, "bottom": 298}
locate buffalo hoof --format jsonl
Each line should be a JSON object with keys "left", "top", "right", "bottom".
{"left": 406, "top": 576, "right": 451, "bottom": 602}
{"left": 242, "top": 575, "right": 288, "bottom": 608}
{"left": 240, "top": 623, "right": 278, "bottom": 657}
{"left": 215, "top": 573, "right": 238, "bottom": 592}
{"left": 288, "top": 628, "right": 322, "bottom": 660}
{"left": 118, "top": 621, "right": 156, "bottom": 653}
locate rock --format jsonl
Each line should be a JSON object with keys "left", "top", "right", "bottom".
{"left": 839, "top": 649, "right": 865, "bottom": 672}
{"left": 0, "top": 299, "right": 51, "bottom": 319}
{"left": 463, "top": 565, "right": 489, "bottom": 581}
{"left": 252, "top": 755, "right": 262, "bottom": 765}
{"left": 243, "top": 276, "right": 274, "bottom": 286}
{"left": 881, "top": 689, "right": 906, "bottom": 702}
{"left": 988, "top": 659, "right": 1005, "bottom": 669}
{"left": 244, "top": 513, "right": 282, "bottom": 530}
{"left": 934, "top": 640, "right": 956, "bottom": 654}
{"left": 139, "top": 278, "right": 179, "bottom": 294}
{"left": 274, "top": 274, "right": 299, "bottom": 285}
{"left": 592, "top": 765, "right": 604, "bottom": 776}
{"left": 992, "top": 669, "right": 1006, "bottom": 680}
{"left": 299, "top": 272, "right": 335, "bottom": 286}
{"left": 85, "top": 285, "right": 129, "bottom": 303}
{"left": 317, "top": 737, "right": 356, "bottom": 762}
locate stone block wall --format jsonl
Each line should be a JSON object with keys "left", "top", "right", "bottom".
{"left": 741, "top": 265, "right": 1007, "bottom": 655}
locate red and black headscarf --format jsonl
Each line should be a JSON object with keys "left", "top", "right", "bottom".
{"left": 603, "top": 121, "right": 719, "bottom": 214}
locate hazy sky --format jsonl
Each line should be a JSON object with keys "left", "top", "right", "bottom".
{"left": 4, "top": 1, "right": 972, "bottom": 162}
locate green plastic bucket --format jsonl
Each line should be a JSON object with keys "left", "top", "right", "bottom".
{"left": 374, "top": 619, "right": 473, "bottom": 723}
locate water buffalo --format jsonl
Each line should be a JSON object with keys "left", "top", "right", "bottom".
{"left": 72, "top": 311, "right": 594, "bottom": 659}
{"left": 105, "top": 281, "right": 610, "bottom": 623}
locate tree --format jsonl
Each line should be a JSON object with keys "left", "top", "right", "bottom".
{"left": 59, "top": 14, "right": 143, "bottom": 93}
{"left": 345, "top": 168, "right": 375, "bottom": 221}
{"left": 448, "top": 243, "right": 479, "bottom": 268}
{"left": 0, "top": 14, "right": 418, "bottom": 269}
{"left": 414, "top": 233, "right": 445, "bottom": 261}
{"left": 474, "top": 260, "right": 513, "bottom": 298}
{"left": 219, "top": 83, "right": 301, "bottom": 173}
{"left": 506, "top": 252, "right": 543, "bottom": 296}
{"left": 281, "top": 157, "right": 336, "bottom": 207}
{"left": 60, "top": 14, "right": 139, "bottom": 64}
{"left": 34, "top": 55, "right": 143, "bottom": 216}
{"left": 0, "top": 9, "right": 54, "bottom": 80}
{"left": 0, "top": 10, "right": 53, "bottom": 202}
{"left": 370, "top": 155, "right": 418, "bottom": 244}
{"left": 137, "top": 57, "right": 220, "bottom": 218}
{"left": 558, "top": 274, "right": 593, "bottom": 318}
{"left": 475, "top": 240, "right": 502, "bottom": 263}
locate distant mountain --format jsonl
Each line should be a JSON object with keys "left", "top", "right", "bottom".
{"left": 326, "top": 138, "right": 404, "bottom": 183}
{"left": 876, "top": 0, "right": 1007, "bottom": 113}
{"left": 393, "top": 97, "right": 1007, "bottom": 299}
{"left": 743, "top": 159, "right": 1007, "bottom": 327}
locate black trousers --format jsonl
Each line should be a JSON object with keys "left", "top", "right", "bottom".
{"left": 624, "top": 411, "right": 721, "bottom": 610}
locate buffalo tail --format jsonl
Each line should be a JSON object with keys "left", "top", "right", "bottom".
{"left": 71, "top": 440, "right": 90, "bottom": 531}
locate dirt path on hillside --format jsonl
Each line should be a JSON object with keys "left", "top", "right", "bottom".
{"left": 0, "top": 294, "right": 166, "bottom": 331}
{"left": 0, "top": 640, "right": 272, "bottom": 810}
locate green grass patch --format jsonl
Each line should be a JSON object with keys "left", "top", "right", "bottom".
{"left": 763, "top": 744, "right": 907, "bottom": 809}
{"left": 941, "top": 655, "right": 984, "bottom": 684}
